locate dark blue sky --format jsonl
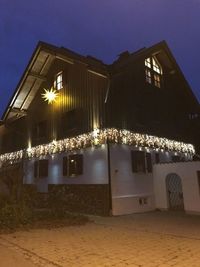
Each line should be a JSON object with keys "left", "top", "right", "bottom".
{"left": 0, "top": 0, "right": 200, "bottom": 117}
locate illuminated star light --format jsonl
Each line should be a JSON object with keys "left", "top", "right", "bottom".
{"left": 42, "top": 87, "right": 59, "bottom": 104}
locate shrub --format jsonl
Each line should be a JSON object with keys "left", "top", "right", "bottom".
{"left": 0, "top": 195, "right": 10, "bottom": 209}
{"left": 0, "top": 203, "right": 34, "bottom": 229}
{"left": 48, "top": 186, "right": 68, "bottom": 218}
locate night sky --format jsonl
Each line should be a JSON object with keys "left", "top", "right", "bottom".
{"left": 0, "top": 0, "right": 200, "bottom": 118}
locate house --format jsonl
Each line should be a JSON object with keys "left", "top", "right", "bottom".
{"left": 0, "top": 40, "right": 199, "bottom": 216}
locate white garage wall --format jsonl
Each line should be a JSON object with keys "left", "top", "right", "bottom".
{"left": 153, "top": 161, "right": 200, "bottom": 214}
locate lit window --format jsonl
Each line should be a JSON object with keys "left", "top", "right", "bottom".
{"left": 145, "top": 57, "right": 151, "bottom": 68}
{"left": 144, "top": 57, "right": 162, "bottom": 88}
{"left": 54, "top": 72, "right": 63, "bottom": 90}
{"left": 154, "top": 74, "right": 161, "bottom": 88}
{"left": 145, "top": 69, "right": 152, "bottom": 84}
{"left": 152, "top": 58, "right": 162, "bottom": 74}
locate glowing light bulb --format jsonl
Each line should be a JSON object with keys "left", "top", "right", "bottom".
{"left": 42, "top": 87, "right": 59, "bottom": 104}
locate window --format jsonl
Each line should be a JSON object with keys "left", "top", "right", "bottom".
{"left": 63, "top": 154, "right": 83, "bottom": 176}
{"left": 34, "top": 159, "right": 48, "bottom": 178}
{"left": 63, "top": 109, "right": 77, "bottom": 131}
{"left": 154, "top": 74, "right": 161, "bottom": 88}
{"left": 59, "top": 109, "right": 83, "bottom": 138}
{"left": 145, "top": 56, "right": 162, "bottom": 88}
{"left": 131, "top": 151, "right": 152, "bottom": 173}
{"left": 152, "top": 58, "right": 161, "bottom": 74}
{"left": 32, "top": 120, "right": 48, "bottom": 146}
{"left": 54, "top": 71, "right": 63, "bottom": 90}
{"left": 33, "top": 120, "right": 47, "bottom": 139}
{"left": 37, "top": 120, "right": 47, "bottom": 138}
{"left": 145, "top": 69, "right": 152, "bottom": 84}
{"left": 132, "top": 151, "right": 145, "bottom": 172}
{"left": 145, "top": 57, "right": 151, "bottom": 68}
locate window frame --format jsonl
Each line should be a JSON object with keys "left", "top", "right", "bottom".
{"left": 34, "top": 159, "right": 49, "bottom": 178}
{"left": 63, "top": 154, "right": 83, "bottom": 177}
{"left": 131, "top": 150, "right": 152, "bottom": 173}
{"left": 54, "top": 71, "right": 63, "bottom": 90}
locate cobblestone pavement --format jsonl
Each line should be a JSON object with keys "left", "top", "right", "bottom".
{"left": 0, "top": 211, "right": 200, "bottom": 267}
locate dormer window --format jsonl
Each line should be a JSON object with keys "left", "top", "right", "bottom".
{"left": 152, "top": 58, "right": 162, "bottom": 74}
{"left": 145, "top": 57, "right": 162, "bottom": 88}
{"left": 145, "top": 57, "right": 151, "bottom": 68}
{"left": 54, "top": 71, "right": 63, "bottom": 90}
{"left": 145, "top": 69, "right": 152, "bottom": 84}
{"left": 154, "top": 74, "right": 161, "bottom": 88}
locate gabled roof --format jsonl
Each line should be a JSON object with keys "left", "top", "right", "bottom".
{"left": 2, "top": 41, "right": 108, "bottom": 121}
{"left": 111, "top": 40, "right": 189, "bottom": 76}
{"left": 109, "top": 40, "right": 198, "bottom": 107}
{"left": 2, "top": 40, "right": 198, "bottom": 121}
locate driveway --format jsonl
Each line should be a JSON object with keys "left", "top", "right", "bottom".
{"left": 0, "top": 211, "right": 200, "bottom": 267}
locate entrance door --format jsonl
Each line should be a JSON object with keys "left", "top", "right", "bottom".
{"left": 166, "top": 173, "right": 184, "bottom": 211}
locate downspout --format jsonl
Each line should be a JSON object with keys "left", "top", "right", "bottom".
{"left": 106, "top": 138, "right": 112, "bottom": 215}
{"left": 104, "top": 73, "right": 113, "bottom": 215}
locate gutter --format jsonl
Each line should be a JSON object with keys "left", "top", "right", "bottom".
{"left": 104, "top": 73, "right": 113, "bottom": 215}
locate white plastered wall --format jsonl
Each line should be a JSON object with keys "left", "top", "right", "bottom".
{"left": 109, "top": 145, "right": 190, "bottom": 215}
{"left": 23, "top": 145, "right": 109, "bottom": 192}
{"left": 23, "top": 142, "right": 196, "bottom": 216}
{"left": 109, "top": 144, "right": 169, "bottom": 215}
{"left": 153, "top": 161, "right": 200, "bottom": 214}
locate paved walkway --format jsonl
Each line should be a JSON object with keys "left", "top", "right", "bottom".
{"left": 0, "top": 211, "right": 200, "bottom": 267}
{"left": 0, "top": 243, "right": 36, "bottom": 267}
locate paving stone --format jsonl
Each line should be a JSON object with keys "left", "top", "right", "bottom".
{"left": 0, "top": 212, "right": 200, "bottom": 266}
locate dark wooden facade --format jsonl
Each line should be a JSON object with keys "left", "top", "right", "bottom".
{"left": 28, "top": 58, "right": 108, "bottom": 146}
{"left": 106, "top": 46, "right": 199, "bottom": 143}
{"left": 0, "top": 40, "right": 199, "bottom": 154}
{"left": 0, "top": 48, "right": 109, "bottom": 153}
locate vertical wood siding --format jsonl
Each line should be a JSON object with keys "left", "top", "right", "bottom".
{"left": 27, "top": 59, "right": 108, "bottom": 145}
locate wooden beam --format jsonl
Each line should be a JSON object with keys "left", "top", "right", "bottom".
{"left": 55, "top": 54, "right": 74, "bottom": 64}
{"left": 87, "top": 69, "right": 108, "bottom": 79}
{"left": 28, "top": 72, "right": 47, "bottom": 81}
{"left": 10, "top": 108, "right": 27, "bottom": 116}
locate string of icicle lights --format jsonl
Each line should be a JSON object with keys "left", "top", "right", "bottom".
{"left": 0, "top": 128, "right": 195, "bottom": 163}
